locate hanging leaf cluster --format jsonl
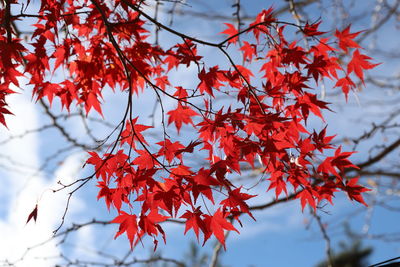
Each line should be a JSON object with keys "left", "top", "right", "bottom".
{"left": 0, "top": 1, "right": 377, "bottom": 249}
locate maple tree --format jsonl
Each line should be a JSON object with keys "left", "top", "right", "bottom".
{"left": 0, "top": 0, "right": 385, "bottom": 261}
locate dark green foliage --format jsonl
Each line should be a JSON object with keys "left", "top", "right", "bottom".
{"left": 316, "top": 241, "right": 373, "bottom": 267}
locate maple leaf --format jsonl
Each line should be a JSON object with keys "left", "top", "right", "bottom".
{"left": 86, "top": 151, "right": 109, "bottom": 181}
{"left": 157, "top": 139, "right": 185, "bottom": 163}
{"left": 112, "top": 212, "right": 138, "bottom": 248}
{"left": 96, "top": 181, "right": 113, "bottom": 210}
{"left": 138, "top": 209, "right": 168, "bottom": 240}
{"left": 297, "top": 92, "right": 332, "bottom": 122}
{"left": 347, "top": 49, "right": 380, "bottom": 82}
{"left": 281, "top": 42, "right": 308, "bottom": 68}
{"left": 167, "top": 104, "right": 199, "bottom": 133}
{"left": 316, "top": 182, "right": 339, "bottom": 204}
{"left": 312, "top": 127, "right": 335, "bottom": 152}
{"left": 310, "top": 38, "right": 336, "bottom": 58}
{"left": 303, "top": 21, "right": 325, "bottom": 36}
{"left": 120, "top": 118, "right": 153, "bottom": 148}
{"left": 220, "top": 23, "right": 239, "bottom": 44}
{"left": 342, "top": 177, "right": 371, "bottom": 206}
{"left": 181, "top": 207, "right": 207, "bottom": 241}
{"left": 84, "top": 92, "right": 103, "bottom": 116}
{"left": 4, "top": 68, "right": 24, "bottom": 87}
{"left": 305, "top": 55, "right": 340, "bottom": 82}
{"left": 267, "top": 170, "right": 287, "bottom": 198}
{"left": 203, "top": 209, "right": 239, "bottom": 249}
{"left": 58, "top": 80, "right": 78, "bottom": 111}
{"left": 240, "top": 41, "right": 257, "bottom": 61}
{"left": 132, "top": 150, "right": 158, "bottom": 169}
{"left": 175, "top": 140, "right": 202, "bottom": 156}
{"left": 331, "top": 147, "right": 359, "bottom": 171}
{"left": 26, "top": 204, "right": 38, "bottom": 224}
{"left": 193, "top": 168, "right": 220, "bottom": 186}
{"left": 305, "top": 55, "right": 327, "bottom": 82}
{"left": 155, "top": 75, "right": 170, "bottom": 91}
{"left": 52, "top": 41, "right": 73, "bottom": 71}
{"left": 33, "top": 82, "right": 61, "bottom": 106}
{"left": 335, "top": 76, "right": 356, "bottom": 100}
{"left": 172, "top": 39, "right": 203, "bottom": 67}
{"left": 153, "top": 179, "right": 183, "bottom": 216}
{"left": 197, "top": 66, "right": 225, "bottom": 97}
{"left": 220, "top": 187, "right": 256, "bottom": 219}
{"left": 249, "top": 7, "right": 275, "bottom": 41}
{"left": 173, "top": 86, "right": 189, "bottom": 99}
{"left": 164, "top": 53, "right": 180, "bottom": 71}
{"left": 190, "top": 168, "right": 220, "bottom": 203}
{"left": 171, "top": 164, "right": 193, "bottom": 177}
{"left": 296, "top": 188, "right": 318, "bottom": 211}
{"left": 0, "top": 105, "right": 13, "bottom": 128}
{"left": 234, "top": 65, "right": 254, "bottom": 82}
{"left": 317, "top": 146, "right": 359, "bottom": 178}
{"left": 335, "top": 25, "right": 362, "bottom": 53}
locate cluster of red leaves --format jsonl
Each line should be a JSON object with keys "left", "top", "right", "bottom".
{"left": 1, "top": 1, "right": 376, "bottom": 249}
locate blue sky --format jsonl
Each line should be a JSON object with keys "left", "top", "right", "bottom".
{"left": 0, "top": 0, "right": 399, "bottom": 266}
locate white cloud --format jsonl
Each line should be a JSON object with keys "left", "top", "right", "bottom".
{"left": 0, "top": 87, "right": 85, "bottom": 266}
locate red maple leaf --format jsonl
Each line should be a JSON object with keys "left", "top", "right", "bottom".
{"left": 310, "top": 38, "right": 337, "bottom": 58}
{"left": 167, "top": 104, "right": 199, "bottom": 133}
{"left": 335, "top": 25, "right": 362, "bottom": 53}
{"left": 157, "top": 139, "right": 185, "bottom": 163}
{"left": 317, "top": 146, "right": 359, "bottom": 178}
{"left": 86, "top": 151, "right": 109, "bottom": 181}
{"left": 267, "top": 170, "right": 287, "bottom": 198}
{"left": 335, "top": 76, "right": 356, "bottom": 100}
{"left": 0, "top": 105, "right": 13, "bottom": 128}
{"left": 84, "top": 92, "right": 103, "bottom": 116}
{"left": 26, "top": 204, "right": 38, "bottom": 224}
{"left": 33, "top": 82, "right": 61, "bottom": 106}
{"left": 297, "top": 92, "right": 331, "bottom": 122}
{"left": 96, "top": 181, "right": 113, "bottom": 210}
{"left": 342, "top": 177, "right": 371, "bottom": 206}
{"left": 190, "top": 168, "right": 221, "bottom": 203}
{"left": 121, "top": 118, "right": 153, "bottom": 148}
{"left": 347, "top": 49, "right": 380, "bottom": 82}
{"left": 175, "top": 140, "right": 202, "bottom": 156}
{"left": 197, "top": 66, "right": 225, "bottom": 97}
{"left": 220, "top": 187, "right": 256, "bottom": 219}
{"left": 132, "top": 150, "right": 158, "bottom": 169}
{"left": 249, "top": 7, "right": 275, "bottom": 41}
{"left": 240, "top": 41, "right": 257, "bottom": 61}
{"left": 312, "top": 127, "right": 335, "bottom": 152}
{"left": 138, "top": 209, "right": 168, "bottom": 238}
{"left": 203, "top": 209, "right": 239, "bottom": 249}
{"left": 181, "top": 207, "right": 207, "bottom": 241}
{"left": 220, "top": 23, "right": 239, "bottom": 44}
{"left": 155, "top": 76, "right": 170, "bottom": 91}
{"left": 303, "top": 21, "right": 325, "bottom": 36}
{"left": 296, "top": 188, "right": 318, "bottom": 211}
{"left": 112, "top": 212, "right": 138, "bottom": 248}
